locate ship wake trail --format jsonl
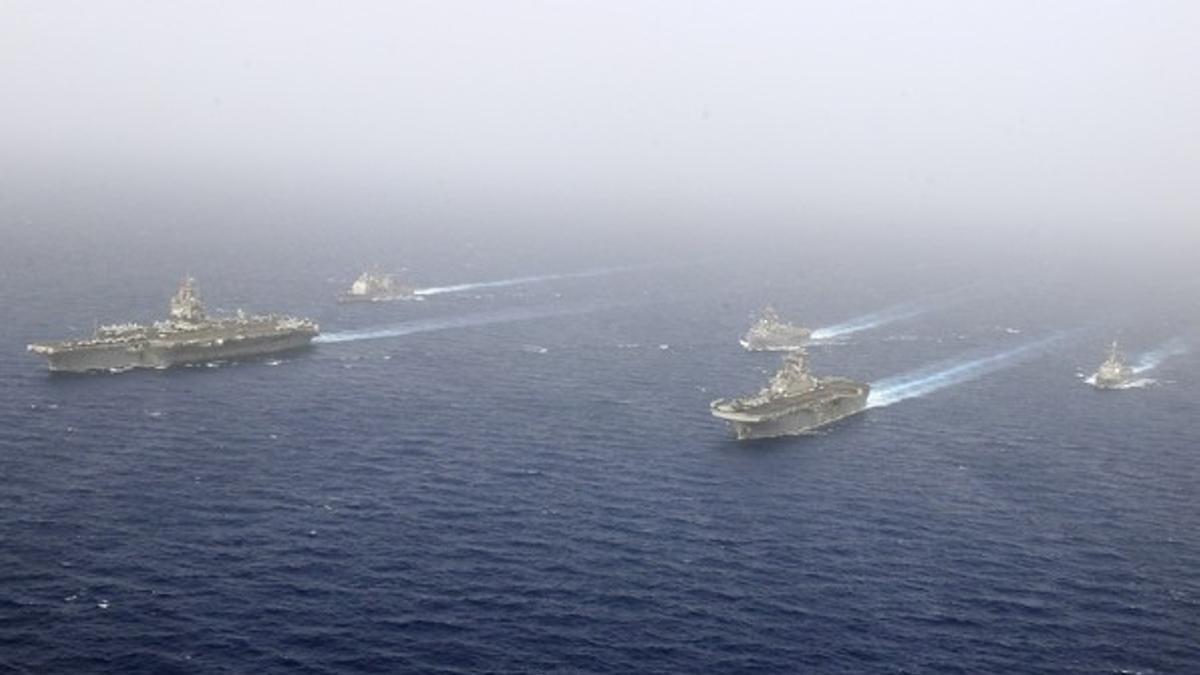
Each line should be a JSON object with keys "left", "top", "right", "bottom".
{"left": 314, "top": 303, "right": 610, "bottom": 344}
{"left": 810, "top": 301, "right": 929, "bottom": 341}
{"left": 1131, "top": 337, "right": 1189, "bottom": 374}
{"left": 413, "top": 267, "right": 626, "bottom": 297}
{"left": 867, "top": 334, "right": 1064, "bottom": 409}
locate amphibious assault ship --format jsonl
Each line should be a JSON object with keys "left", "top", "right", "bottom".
{"left": 338, "top": 272, "right": 421, "bottom": 303}
{"left": 740, "top": 306, "right": 811, "bottom": 351}
{"left": 28, "top": 279, "right": 319, "bottom": 373}
{"left": 1090, "top": 341, "right": 1134, "bottom": 389}
{"left": 711, "top": 349, "right": 869, "bottom": 440}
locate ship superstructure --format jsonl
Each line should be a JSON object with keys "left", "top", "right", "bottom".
{"left": 1090, "top": 340, "right": 1134, "bottom": 389}
{"left": 28, "top": 279, "right": 319, "bottom": 373}
{"left": 339, "top": 271, "right": 421, "bottom": 303}
{"left": 711, "top": 349, "right": 869, "bottom": 440}
{"left": 740, "top": 306, "right": 811, "bottom": 351}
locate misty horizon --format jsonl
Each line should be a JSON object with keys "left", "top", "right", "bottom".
{"left": 2, "top": 1, "right": 1198, "bottom": 253}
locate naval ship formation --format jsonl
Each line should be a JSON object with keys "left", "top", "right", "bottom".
{"left": 740, "top": 306, "right": 811, "bottom": 351}
{"left": 28, "top": 279, "right": 319, "bottom": 373}
{"left": 711, "top": 349, "right": 870, "bottom": 440}
{"left": 339, "top": 271, "right": 421, "bottom": 303}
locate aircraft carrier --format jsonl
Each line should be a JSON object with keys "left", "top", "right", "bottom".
{"left": 740, "top": 306, "right": 811, "bottom": 351}
{"left": 711, "top": 349, "right": 870, "bottom": 440}
{"left": 28, "top": 279, "right": 319, "bottom": 373}
{"left": 338, "top": 271, "right": 422, "bottom": 303}
{"left": 1090, "top": 340, "right": 1134, "bottom": 389}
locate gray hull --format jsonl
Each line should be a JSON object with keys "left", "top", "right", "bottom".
{"left": 740, "top": 333, "right": 811, "bottom": 351}
{"left": 713, "top": 383, "right": 869, "bottom": 440}
{"left": 36, "top": 332, "right": 315, "bottom": 373}
{"left": 1091, "top": 367, "right": 1134, "bottom": 390}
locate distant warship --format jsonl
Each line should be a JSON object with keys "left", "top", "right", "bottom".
{"left": 711, "top": 349, "right": 869, "bottom": 440}
{"left": 1090, "top": 341, "right": 1134, "bottom": 389}
{"left": 339, "top": 271, "right": 421, "bottom": 303}
{"left": 28, "top": 279, "right": 319, "bottom": 373}
{"left": 740, "top": 306, "right": 811, "bottom": 351}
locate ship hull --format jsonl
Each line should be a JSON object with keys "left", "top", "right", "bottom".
{"left": 740, "top": 331, "right": 812, "bottom": 352}
{"left": 712, "top": 385, "right": 869, "bottom": 440}
{"left": 1091, "top": 367, "right": 1135, "bottom": 389}
{"left": 33, "top": 331, "right": 316, "bottom": 373}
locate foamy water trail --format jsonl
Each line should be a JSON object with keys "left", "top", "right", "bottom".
{"left": 867, "top": 335, "right": 1063, "bottom": 409}
{"left": 810, "top": 301, "right": 929, "bottom": 340}
{"left": 413, "top": 267, "right": 625, "bottom": 297}
{"left": 315, "top": 303, "right": 606, "bottom": 344}
{"left": 1131, "top": 337, "right": 1188, "bottom": 374}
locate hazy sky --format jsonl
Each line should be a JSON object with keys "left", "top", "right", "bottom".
{"left": 2, "top": 1, "right": 1197, "bottom": 241}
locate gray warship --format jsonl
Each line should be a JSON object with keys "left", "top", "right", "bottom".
{"left": 711, "top": 349, "right": 870, "bottom": 440}
{"left": 740, "top": 306, "right": 811, "bottom": 351}
{"left": 28, "top": 279, "right": 319, "bottom": 373}
{"left": 338, "top": 271, "right": 421, "bottom": 303}
{"left": 1090, "top": 340, "right": 1134, "bottom": 389}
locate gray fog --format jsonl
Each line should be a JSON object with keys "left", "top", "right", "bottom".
{"left": 2, "top": 1, "right": 1197, "bottom": 261}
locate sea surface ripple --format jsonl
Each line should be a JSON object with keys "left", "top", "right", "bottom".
{"left": 1, "top": 241, "right": 1198, "bottom": 673}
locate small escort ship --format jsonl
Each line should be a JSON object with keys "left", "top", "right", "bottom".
{"left": 711, "top": 349, "right": 870, "bottom": 440}
{"left": 338, "top": 271, "right": 421, "bottom": 303}
{"left": 1090, "top": 340, "right": 1134, "bottom": 389}
{"left": 740, "top": 306, "right": 811, "bottom": 351}
{"left": 28, "top": 279, "right": 319, "bottom": 373}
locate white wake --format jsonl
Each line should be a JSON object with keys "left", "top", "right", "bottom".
{"left": 413, "top": 267, "right": 626, "bottom": 297}
{"left": 315, "top": 303, "right": 606, "bottom": 344}
{"left": 867, "top": 335, "right": 1063, "bottom": 409}
{"left": 810, "top": 301, "right": 929, "bottom": 340}
{"left": 1131, "top": 337, "right": 1188, "bottom": 374}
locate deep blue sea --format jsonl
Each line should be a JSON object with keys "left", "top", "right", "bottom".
{"left": 2, "top": 227, "right": 1198, "bottom": 674}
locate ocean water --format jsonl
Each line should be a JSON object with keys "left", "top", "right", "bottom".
{"left": 1, "top": 230, "right": 1198, "bottom": 674}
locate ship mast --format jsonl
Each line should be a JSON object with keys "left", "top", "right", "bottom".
{"left": 169, "top": 277, "right": 207, "bottom": 323}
